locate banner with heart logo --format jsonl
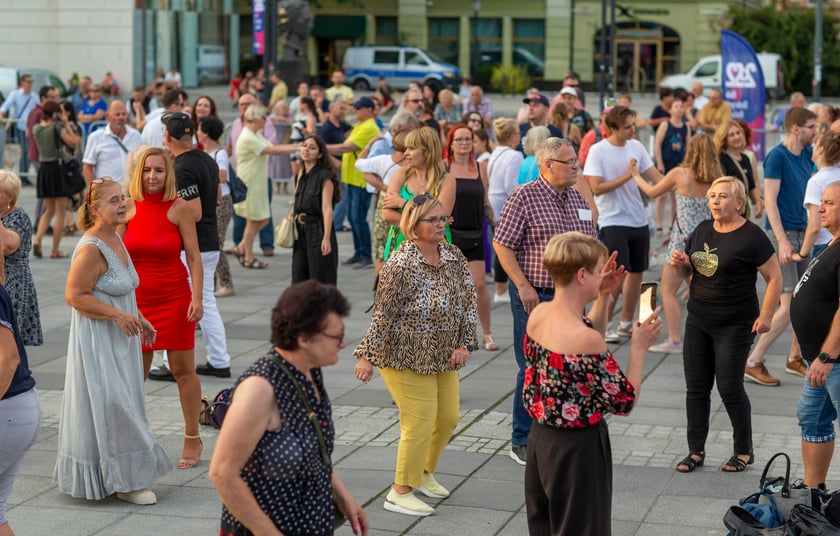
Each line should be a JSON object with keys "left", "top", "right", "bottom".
{"left": 721, "top": 29, "right": 767, "bottom": 160}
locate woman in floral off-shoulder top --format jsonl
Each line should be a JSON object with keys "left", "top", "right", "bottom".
{"left": 354, "top": 194, "right": 477, "bottom": 518}
{"left": 522, "top": 232, "right": 662, "bottom": 536}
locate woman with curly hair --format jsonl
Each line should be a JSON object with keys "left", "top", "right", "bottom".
{"left": 715, "top": 119, "right": 763, "bottom": 219}
{"left": 631, "top": 133, "right": 722, "bottom": 354}
{"left": 549, "top": 102, "right": 582, "bottom": 148}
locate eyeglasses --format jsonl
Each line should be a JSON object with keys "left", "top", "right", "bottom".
{"left": 453, "top": 137, "right": 473, "bottom": 143}
{"left": 320, "top": 330, "right": 345, "bottom": 343}
{"left": 547, "top": 157, "right": 578, "bottom": 167}
{"left": 419, "top": 215, "right": 452, "bottom": 225}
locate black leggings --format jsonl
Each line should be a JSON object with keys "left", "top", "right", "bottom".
{"left": 683, "top": 310, "right": 756, "bottom": 456}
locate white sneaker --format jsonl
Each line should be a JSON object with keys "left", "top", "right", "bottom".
{"left": 418, "top": 472, "right": 450, "bottom": 498}
{"left": 116, "top": 488, "right": 157, "bottom": 505}
{"left": 384, "top": 488, "right": 434, "bottom": 516}
{"left": 494, "top": 293, "right": 510, "bottom": 303}
{"left": 604, "top": 330, "right": 621, "bottom": 343}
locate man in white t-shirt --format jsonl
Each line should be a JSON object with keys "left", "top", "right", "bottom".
{"left": 583, "top": 105, "right": 664, "bottom": 341}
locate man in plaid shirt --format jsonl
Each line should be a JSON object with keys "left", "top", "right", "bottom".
{"left": 493, "top": 137, "right": 597, "bottom": 465}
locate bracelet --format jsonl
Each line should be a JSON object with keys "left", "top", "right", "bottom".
{"left": 798, "top": 251, "right": 808, "bottom": 258}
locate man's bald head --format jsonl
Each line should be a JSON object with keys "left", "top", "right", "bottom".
{"left": 107, "top": 100, "right": 128, "bottom": 131}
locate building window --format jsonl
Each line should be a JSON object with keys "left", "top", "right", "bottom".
{"left": 376, "top": 16, "right": 398, "bottom": 45}
{"left": 513, "top": 19, "right": 545, "bottom": 64}
{"left": 428, "top": 18, "right": 459, "bottom": 66}
{"left": 473, "top": 17, "right": 502, "bottom": 55}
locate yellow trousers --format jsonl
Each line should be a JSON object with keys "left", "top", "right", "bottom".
{"left": 378, "top": 368, "right": 460, "bottom": 489}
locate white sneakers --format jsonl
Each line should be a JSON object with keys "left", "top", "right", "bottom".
{"left": 384, "top": 473, "right": 451, "bottom": 516}
{"left": 115, "top": 488, "right": 157, "bottom": 505}
{"left": 418, "top": 472, "right": 450, "bottom": 499}
{"left": 384, "top": 488, "right": 434, "bottom": 516}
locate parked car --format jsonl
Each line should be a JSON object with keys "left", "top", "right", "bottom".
{"left": 0, "top": 67, "right": 69, "bottom": 101}
{"left": 659, "top": 53, "right": 785, "bottom": 100}
{"left": 343, "top": 46, "right": 461, "bottom": 91}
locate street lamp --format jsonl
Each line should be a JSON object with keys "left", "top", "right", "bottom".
{"left": 472, "top": 0, "right": 481, "bottom": 82}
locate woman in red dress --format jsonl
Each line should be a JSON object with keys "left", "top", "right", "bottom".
{"left": 122, "top": 147, "right": 205, "bottom": 469}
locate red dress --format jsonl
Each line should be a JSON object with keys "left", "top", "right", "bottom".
{"left": 123, "top": 191, "right": 195, "bottom": 351}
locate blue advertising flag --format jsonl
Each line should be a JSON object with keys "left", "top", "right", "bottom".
{"left": 721, "top": 29, "right": 767, "bottom": 159}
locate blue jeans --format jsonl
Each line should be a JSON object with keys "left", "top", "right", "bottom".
{"left": 232, "top": 178, "right": 274, "bottom": 250}
{"left": 333, "top": 181, "right": 349, "bottom": 230}
{"left": 509, "top": 283, "right": 555, "bottom": 446}
{"left": 797, "top": 361, "right": 840, "bottom": 443}
{"left": 347, "top": 184, "right": 372, "bottom": 260}
{"left": 18, "top": 136, "right": 29, "bottom": 182}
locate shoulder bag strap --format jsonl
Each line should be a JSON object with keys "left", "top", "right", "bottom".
{"left": 265, "top": 352, "right": 332, "bottom": 467}
{"left": 109, "top": 133, "right": 130, "bottom": 154}
{"left": 52, "top": 124, "right": 67, "bottom": 165}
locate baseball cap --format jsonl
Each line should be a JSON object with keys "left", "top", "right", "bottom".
{"left": 352, "top": 96, "right": 375, "bottom": 109}
{"left": 161, "top": 112, "right": 194, "bottom": 139}
{"left": 560, "top": 87, "right": 578, "bottom": 97}
{"left": 523, "top": 94, "right": 550, "bottom": 107}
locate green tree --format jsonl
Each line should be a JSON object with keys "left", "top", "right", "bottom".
{"left": 728, "top": 5, "right": 840, "bottom": 96}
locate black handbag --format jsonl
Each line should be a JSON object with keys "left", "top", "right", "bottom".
{"left": 786, "top": 503, "right": 840, "bottom": 535}
{"left": 53, "top": 125, "right": 85, "bottom": 196}
{"left": 228, "top": 162, "right": 247, "bottom": 204}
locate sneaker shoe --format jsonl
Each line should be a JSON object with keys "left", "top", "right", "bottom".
{"left": 383, "top": 488, "right": 434, "bottom": 516}
{"left": 353, "top": 258, "right": 373, "bottom": 269}
{"left": 604, "top": 330, "right": 621, "bottom": 343}
{"left": 116, "top": 488, "right": 157, "bottom": 505}
{"left": 744, "top": 362, "right": 781, "bottom": 386}
{"left": 195, "top": 362, "right": 232, "bottom": 378}
{"left": 509, "top": 444, "right": 527, "bottom": 466}
{"left": 342, "top": 256, "right": 362, "bottom": 265}
{"left": 494, "top": 293, "right": 510, "bottom": 303}
{"left": 147, "top": 364, "right": 175, "bottom": 382}
{"left": 617, "top": 325, "right": 633, "bottom": 337}
{"left": 418, "top": 472, "right": 449, "bottom": 499}
{"left": 649, "top": 340, "right": 683, "bottom": 354}
{"left": 785, "top": 355, "right": 808, "bottom": 377}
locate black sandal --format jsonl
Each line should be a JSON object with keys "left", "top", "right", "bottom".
{"left": 722, "top": 452, "right": 754, "bottom": 472}
{"left": 676, "top": 451, "right": 705, "bottom": 473}
{"left": 240, "top": 257, "right": 269, "bottom": 269}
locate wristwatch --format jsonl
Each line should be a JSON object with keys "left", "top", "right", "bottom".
{"left": 818, "top": 352, "right": 839, "bottom": 364}
{"left": 463, "top": 344, "right": 476, "bottom": 353}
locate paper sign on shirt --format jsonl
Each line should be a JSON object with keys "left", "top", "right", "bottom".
{"left": 578, "top": 209, "right": 593, "bottom": 221}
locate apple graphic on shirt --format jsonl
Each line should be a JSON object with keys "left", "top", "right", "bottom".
{"left": 691, "top": 243, "right": 719, "bottom": 277}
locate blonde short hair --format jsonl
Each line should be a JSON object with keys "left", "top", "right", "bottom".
{"left": 399, "top": 194, "right": 442, "bottom": 241}
{"left": 543, "top": 232, "right": 608, "bottom": 286}
{"left": 523, "top": 126, "right": 551, "bottom": 156}
{"left": 709, "top": 176, "right": 747, "bottom": 215}
{"left": 0, "top": 170, "right": 22, "bottom": 205}
{"left": 127, "top": 147, "right": 178, "bottom": 202}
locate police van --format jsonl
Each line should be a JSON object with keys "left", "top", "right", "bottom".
{"left": 343, "top": 46, "right": 461, "bottom": 91}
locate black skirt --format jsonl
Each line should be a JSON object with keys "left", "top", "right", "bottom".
{"left": 36, "top": 161, "right": 65, "bottom": 199}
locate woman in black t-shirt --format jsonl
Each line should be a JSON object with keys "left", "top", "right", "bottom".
{"left": 291, "top": 135, "right": 340, "bottom": 285}
{"left": 715, "top": 120, "right": 763, "bottom": 219}
{"left": 670, "top": 177, "right": 782, "bottom": 474}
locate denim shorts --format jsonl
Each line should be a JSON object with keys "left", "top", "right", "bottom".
{"left": 797, "top": 361, "right": 840, "bottom": 443}
{"left": 769, "top": 229, "right": 810, "bottom": 292}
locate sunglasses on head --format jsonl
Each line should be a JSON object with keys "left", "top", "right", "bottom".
{"left": 412, "top": 194, "right": 433, "bottom": 206}
{"left": 86, "top": 177, "right": 112, "bottom": 207}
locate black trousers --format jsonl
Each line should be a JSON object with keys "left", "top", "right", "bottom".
{"left": 525, "top": 421, "right": 612, "bottom": 536}
{"left": 683, "top": 310, "right": 755, "bottom": 456}
{"left": 291, "top": 218, "right": 338, "bottom": 285}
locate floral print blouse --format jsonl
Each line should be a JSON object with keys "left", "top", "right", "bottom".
{"left": 522, "top": 330, "right": 636, "bottom": 429}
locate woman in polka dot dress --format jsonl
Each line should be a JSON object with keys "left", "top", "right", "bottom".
{"left": 209, "top": 281, "right": 369, "bottom": 536}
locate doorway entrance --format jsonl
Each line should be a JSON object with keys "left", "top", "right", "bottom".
{"left": 592, "top": 21, "right": 680, "bottom": 95}
{"left": 316, "top": 38, "right": 354, "bottom": 86}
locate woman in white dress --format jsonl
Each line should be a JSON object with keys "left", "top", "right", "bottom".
{"left": 54, "top": 178, "right": 171, "bottom": 505}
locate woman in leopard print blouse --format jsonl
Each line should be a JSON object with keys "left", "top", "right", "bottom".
{"left": 354, "top": 194, "right": 477, "bottom": 517}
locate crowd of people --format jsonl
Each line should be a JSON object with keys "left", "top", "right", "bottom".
{"left": 4, "top": 65, "right": 840, "bottom": 536}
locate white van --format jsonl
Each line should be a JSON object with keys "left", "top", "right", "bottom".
{"left": 659, "top": 53, "right": 785, "bottom": 100}
{"left": 343, "top": 46, "right": 461, "bottom": 91}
